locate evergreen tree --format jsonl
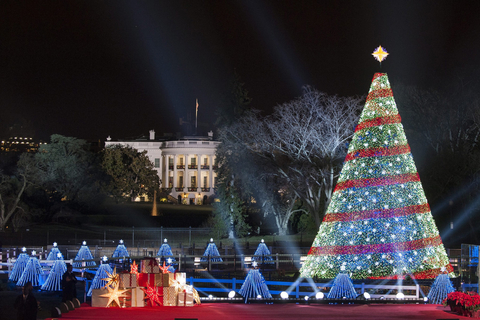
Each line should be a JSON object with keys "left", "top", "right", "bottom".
{"left": 112, "top": 240, "right": 129, "bottom": 258}
{"left": 73, "top": 241, "right": 96, "bottom": 268}
{"left": 157, "top": 239, "right": 176, "bottom": 264}
{"left": 9, "top": 249, "right": 29, "bottom": 282}
{"left": 87, "top": 258, "right": 113, "bottom": 296}
{"left": 200, "top": 239, "right": 223, "bottom": 262}
{"left": 238, "top": 265, "right": 272, "bottom": 299}
{"left": 46, "top": 242, "right": 64, "bottom": 260}
{"left": 17, "top": 253, "right": 43, "bottom": 287}
{"left": 252, "top": 239, "right": 274, "bottom": 264}
{"left": 300, "top": 73, "right": 452, "bottom": 279}
{"left": 41, "top": 257, "right": 67, "bottom": 291}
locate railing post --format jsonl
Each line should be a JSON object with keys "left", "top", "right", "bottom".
{"left": 276, "top": 253, "right": 279, "bottom": 270}
{"left": 416, "top": 284, "right": 419, "bottom": 299}
{"left": 233, "top": 278, "right": 236, "bottom": 291}
{"left": 296, "top": 282, "right": 300, "bottom": 298}
{"left": 178, "top": 253, "right": 182, "bottom": 272}
{"left": 361, "top": 282, "right": 365, "bottom": 294}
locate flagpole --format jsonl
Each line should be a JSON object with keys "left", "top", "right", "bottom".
{"left": 195, "top": 99, "right": 198, "bottom": 135}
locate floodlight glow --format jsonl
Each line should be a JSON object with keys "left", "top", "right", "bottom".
{"left": 228, "top": 291, "right": 236, "bottom": 298}
{"left": 363, "top": 292, "right": 371, "bottom": 299}
{"left": 261, "top": 239, "right": 264, "bottom": 243}
{"left": 423, "top": 297, "right": 428, "bottom": 302}
{"left": 208, "top": 295, "right": 213, "bottom": 300}
{"left": 315, "top": 292, "right": 324, "bottom": 300}
{"left": 280, "top": 291, "right": 289, "bottom": 299}
{"left": 53, "top": 242, "right": 58, "bottom": 247}
{"left": 396, "top": 292, "right": 405, "bottom": 300}
{"left": 257, "top": 295, "right": 262, "bottom": 299}
{"left": 304, "top": 296, "right": 309, "bottom": 301}
{"left": 210, "top": 238, "right": 213, "bottom": 242}
{"left": 82, "top": 241, "right": 87, "bottom": 245}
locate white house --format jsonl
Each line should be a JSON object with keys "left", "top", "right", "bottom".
{"left": 105, "top": 130, "right": 220, "bottom": 205}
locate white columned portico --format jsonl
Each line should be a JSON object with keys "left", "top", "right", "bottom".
{"left": 196, "top": 154, "right": 200, "bottom": 192}
{"left": 173, "top": 155, "right": 178, "bottom": 189}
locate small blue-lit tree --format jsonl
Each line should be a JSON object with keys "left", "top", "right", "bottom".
{"left": 73, "top": 241, "right": 96, "bottom": 268}
{"left": 41, "top": 253, "right": 67, "bottom": 291}
{"left": 47, "top": 242, "right": 64, "bottom": 260}
{"left": 238, "top": 262, "right": 272, "bottom": 300}
{"left": 252, "top": 239, "right": 274, "bottom": 265}
{"left": 17, "top": 251, "right": 43, "bottom": 287}
{"left": 112, "top": 239, "right": 129, "bottom": 258}
{"left": 201, "top": 238, "right": 223, "bottom": 262}
{"left": 157, "top": 238, "right": 176, "bottom": 264}
{"left": 87, "top": 256, "right": 113, "bottom": 296}
{"left": 427, "top": 273, "right": 455, "bottom": 304}
{"left": 9, "top": 247, "right": 30, "bottom": 282}
{"left": 327, "top": 271, "right": 357, "bottom": 299}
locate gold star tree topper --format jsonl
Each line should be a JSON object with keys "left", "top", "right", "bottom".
{"left": 372, "top": 45, "right": 389, "bottom": 62}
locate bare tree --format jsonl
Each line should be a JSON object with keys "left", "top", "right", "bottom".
{"left": 223, "top": 86, "right": 363, "bottom": 228}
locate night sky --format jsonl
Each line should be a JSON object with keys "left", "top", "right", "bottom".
{"left": 1, "top": 1, "right": 480, "bottom": 141}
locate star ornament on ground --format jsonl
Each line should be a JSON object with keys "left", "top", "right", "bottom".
{"left": 372, "top": 46, "right": 389, "bottom": 62}
{"left": 100, "top": 283, "right": 128, "bottom": 307}
{"left": 102, "top": 266, "right": 120, "bottom": 288}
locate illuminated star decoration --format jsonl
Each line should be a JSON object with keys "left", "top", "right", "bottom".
{"left": 372, "top": 45, "right": 389, "bottom": 63}
{"left": 252, "top": 261, "right": 258, "bottom": 268}
{"left": 102, "top": 266, "right": 120, "bottom": 288}
{"left": 130, "top": 261, "right": 138, "bottom": 275}
{"left": 100, "top": 282, "right": 128, "bottom": 307}
{"left": 159, "top": 261, "right": 171, "bottom": 274}
{"left": 142, "top": 285, "right": 163, "bottom": 306}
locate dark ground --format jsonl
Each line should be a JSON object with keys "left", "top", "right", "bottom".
{"left": 0, "top": 273, "right": 87, "bottom": 320}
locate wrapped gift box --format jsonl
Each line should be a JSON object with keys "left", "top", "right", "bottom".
{"left": 91, "top": 288, "right": 110, "bottom": 307}
{"left": 123, "top": 287, "right": 145, "bottom": 307}
{"left": 144, "top": 286, "right": 177, "bottom": 307}
{"left": 140, "top": 258, "right": 160, "bottom": 273}
{"left": 137, "top": 273, "right": 165, "bottom": 287}
{"left": 163, "top": 272, "right": 186, "bottom": 287}
{"left": 177, "top": 291, "right": 194, "bottom": 307}
{"left": 119, "top": 273, "right": 137, "bottom": 288}
{"left": 161, "top": 286, "right": 177, "bottom": 306}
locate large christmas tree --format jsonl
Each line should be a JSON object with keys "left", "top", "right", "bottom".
{"left": 300, "top": 72, "right": 452, "bottom": 280}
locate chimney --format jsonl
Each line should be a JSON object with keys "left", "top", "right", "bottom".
{"left": 149, "top": 130, "right": 155, "bottom": 140}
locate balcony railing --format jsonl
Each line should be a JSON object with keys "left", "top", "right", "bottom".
{"left": 188, "top": 165, "right": 198, "bottom": 169}
{"left": 177, "top": 165, "right": 185, "bottom": 169}
{"left": 161, "top": 188, "right": 172, "bottom": 193}
{"left": 201, "top": 187, "right": 210, "bottom": 192}
{"left": 200, "top": 165, "right": 209, "bottom": 170}
{"left": 175, "top": 187, "right": 184, "bottom": 192}
{"left": 188, "top": 187, "right": 198, "bottom": 192}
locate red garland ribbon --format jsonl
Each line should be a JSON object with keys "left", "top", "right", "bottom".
{"left": 355, "top": 114, "right": 402, "bottom": 132}
{"left": 344, "top": 145, "right": 411, "bottom": 162}
{"left": 334, "top": 172, "right": 420, "bottom": 192}
{"left": 372, "top": 73, "right": 385, "bottom": 81}
{"left": 366, "top": 264, "right": 454, "bottom": 280}
{"left": 366, "top": 88, "right": 393, "bottom": 102}
{"left": 323, "top": 203, "right": 430, "bottom": 222}
{"left": 308, "top": 235, "right": 443, "bottom": 255}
